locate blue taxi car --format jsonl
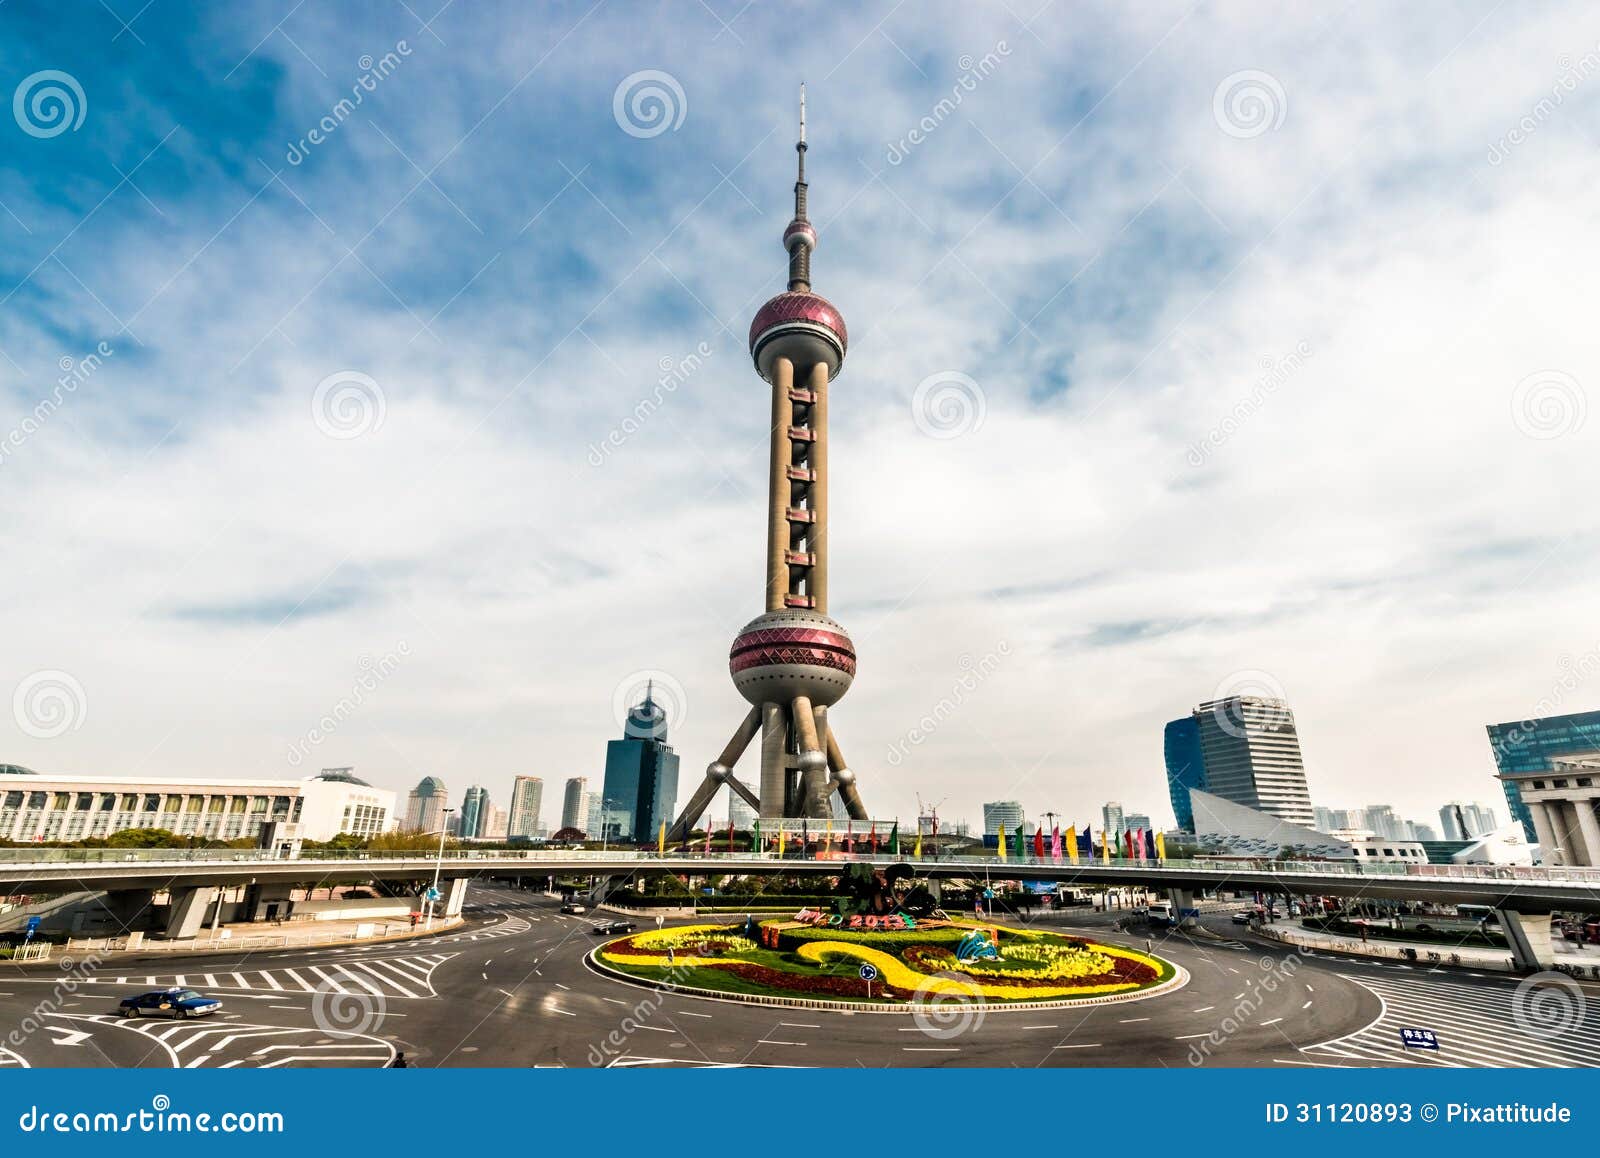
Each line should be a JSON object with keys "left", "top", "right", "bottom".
{"left": 118, "top": 987, "right": 223, "bottom": 1019}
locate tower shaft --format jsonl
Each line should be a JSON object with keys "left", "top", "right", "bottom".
{"left": 764, "top": 358, "right": 829, "bottom": 612}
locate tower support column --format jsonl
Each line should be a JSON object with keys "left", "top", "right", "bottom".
{"left": 759, "top": 701, "right": 789, "bottom": 818}
{"left": 807, "top": 361, "right": 830, "bottom": 612}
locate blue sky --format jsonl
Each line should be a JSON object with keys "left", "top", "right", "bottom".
{"left": 1, "top": 1, "right": 1596, "bottom": 833}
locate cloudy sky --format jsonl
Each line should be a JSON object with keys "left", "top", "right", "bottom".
{"left": 1, "top": 1, "right": 1595, "bottom": 834}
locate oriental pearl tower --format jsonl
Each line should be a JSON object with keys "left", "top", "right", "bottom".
{"left": 669, "top": 87, "right": 869, "bottom": 840}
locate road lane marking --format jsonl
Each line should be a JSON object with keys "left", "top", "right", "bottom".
{"left": 1052, "top": 1043, "right": 1100, "bottom": 1049}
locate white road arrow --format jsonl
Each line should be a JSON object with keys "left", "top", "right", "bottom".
{"left": 47, "top": 1027, "right": 91, "bottom": 1047}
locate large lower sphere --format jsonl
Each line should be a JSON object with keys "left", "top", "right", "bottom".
{"left": 729, "top": 609, "right": 855, "bottom": 707}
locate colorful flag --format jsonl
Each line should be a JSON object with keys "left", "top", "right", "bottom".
{"left": 753, "top": 819, "right": 761, "bottom": 852}
{"left": 1015, "top": 825, "right": 1026, "bottom": 861}
{"left": 845, "top": 820, "right": 853, "bottom": 853}
{"left": 825, "top": 818, "right": 833, "bottom": 850}
{"left": 913, "top": 829, "right": 923, "bottom": 859}
{"left": 704, "top": 825, "right": 712, "bottom": 855}
{"left": 869, "top": 821, "right": 878, "bottom": 854}
{"left": 888, "top": 821, "right": 900, "bottom": 856}
{"left": 778, "top": 826, "right": 786, "bottom": 857}
{"left": 1155, "top": 830, "right": 1166, "bottom": 861}
{"left": 1051, "top": 825, "right": 1062, "bottom": 862}
{"left": 997, "top": 823, "right": 1008, "bottom": 861}
{"left": 657, "top": 820, "right": 666, "bottom": 856}
{"left": 1101, "top": 827, "right": 1111, "bottom": 864}
{"left": 1065, "top": 824, "right": 1078, "bottom": 864}
{"left": 728, "top": 818, "right": 735, "bottom": 853}
{"left": 1033, "top": 825, "right": 1045, "bottom": 859}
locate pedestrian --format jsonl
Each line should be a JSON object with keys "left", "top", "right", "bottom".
{"left": 1144, "top": 937, "right": 1153, "bottom": 954}
{"left": 390, "top": 1051, "right": 409, "bottom": 1069}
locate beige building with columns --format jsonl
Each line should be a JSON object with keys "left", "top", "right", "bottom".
{"left": 1509, "top": 753, "right": 1600, "bottom": 866}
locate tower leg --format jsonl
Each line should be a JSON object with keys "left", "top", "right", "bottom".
{"left": 826, "top": 726, "right": 869, "bottom": 821}
{"left": 791, "top": 695, "right": 830, "bottom": 818}
{"left": 667, "top": 705, "right": 762, "bottom": 842}
{"left": 759, "top": 701, "right": 788, "bottom": 819}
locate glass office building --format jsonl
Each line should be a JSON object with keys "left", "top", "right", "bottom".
{"left": 1486, "top": 709, "right": 1600, "bottom": 842}
{"left": 599, "top": 688, "right": 680, "bottom": 844}
{"left": 1163, "top": 715, "right": 1208, "bottom": 831}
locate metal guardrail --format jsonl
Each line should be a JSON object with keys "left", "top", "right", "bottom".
{"left": 1, "top": 846, "right": 1598, "bottom": 888}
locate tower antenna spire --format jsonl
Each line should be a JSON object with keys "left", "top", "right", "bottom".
{"left": 786, "top": 83, "right": 815, "bottom": 291}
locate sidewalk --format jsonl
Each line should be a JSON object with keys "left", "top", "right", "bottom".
{"left": 1251, "top": 919, "right": 1600, "bottom": 977}
{"left": 4, "top": 912, "right": 466, "bottom": 961}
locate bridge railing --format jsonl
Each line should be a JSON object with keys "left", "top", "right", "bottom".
{"left": 1, "top": 846, "right": 1600, "bottom": 889}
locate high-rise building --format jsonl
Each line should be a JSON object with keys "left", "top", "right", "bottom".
{"left": 1102, "top": 802, "right": 1125, "bottom": 839}
{"left": 1163, "top": 715, "right": 1208, "bottom": 831}
{"left": 508, "top": 776, "right": 543, "bottom": 839}
{"left": 403, "top": 776, "right": 448, "bottom": 833}
{"left": 1486, "top": 709, "right": 1600, "bottom": 843}
{"left": 1439, "top": 800, "right": 1497, "bottom": 840}
{"left": 481, "top": 803, "right": 507, "bottom": 840}
{"left": 670, "top": 88, "right": 869, "bottom": 839}
{"left": 726, "top": 782, "right": 757, "bottom": 830}
{"left": 460, "top": 785, "right": 488, "bottom": 839}
{"left": 1192, "top": 696, "right": 1316, "bottom": 828}
{"left": 1313, "top": 805, "right": 1338, "bottom": 832}
{"left": 1409, "top": 821, "right": 1438, "bottom": 842}
{"left": 1124, "top": 812, "right": 1152, "bottom": 834}
{"left": 600, "top": 686, "right": 682, "bottom": 844}
{"left": 1363, "top": 804, "right": 1404, "bottom": 840}
{"left": 560, "top": 777, "right": 588, "bottom": 832}
{"left": 983, "top": 800, "right": 1024, "bottom": 836}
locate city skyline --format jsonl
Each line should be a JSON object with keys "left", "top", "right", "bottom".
{"left": 3, "top": 6, "right": 1594, "bottom": 831}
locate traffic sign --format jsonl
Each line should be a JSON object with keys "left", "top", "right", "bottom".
{"left": 858, "top": 963, "right": 879, "bottom": 982}
{"left": 1399, "top": 1027, "right": 1439, "bottom": 1051}
{"left": 425, "top": 887, "right": 441, "bottom": 902}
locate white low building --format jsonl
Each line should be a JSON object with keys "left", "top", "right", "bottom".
{"left": 0, "top": 765, "right": 395, "bottom": 843}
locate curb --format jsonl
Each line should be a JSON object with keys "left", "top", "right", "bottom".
{"left": 584, "top": 946, "right": 1189, "bottom": 1014}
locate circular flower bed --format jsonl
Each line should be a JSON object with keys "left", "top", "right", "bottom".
{"left": 594, "top": 919, "right": 1178, "bottom": 1006}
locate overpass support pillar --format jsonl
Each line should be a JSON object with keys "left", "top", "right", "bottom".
{"left": 442, "top": 877, "right": 468, "bottom": 918}
{"left": 163, "top": 886, "right": 218, "bottom": 940}
{"left": 1167, "top": 887, "right": 1200, "bottom": 929}
{"left": 1498, "top": 909, "right": 1556, "bottom": 972}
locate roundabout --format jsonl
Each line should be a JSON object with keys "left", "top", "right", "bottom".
{"left": 590, "top": 916, "right": 1184, "bottom": 1010}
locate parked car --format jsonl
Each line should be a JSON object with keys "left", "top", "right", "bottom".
{"left": 118, "top": 988, "right": 222, "bottom": 1019}
{"left": 1231, "top": 911, "right": 1253, "bottom": 925}
{"left": 559, "top": 901, "right": 586, "bottom": 915}
{"left": 590, "top": 919, "right": 636, "bottom": 935}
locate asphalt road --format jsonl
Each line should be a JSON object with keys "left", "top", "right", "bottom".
{"left": 1, "top": 886, "right": 1596, "bottom": 1068}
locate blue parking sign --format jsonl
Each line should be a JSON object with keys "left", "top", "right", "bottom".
{"left": 1399, "top": 1027, "right": 1439, "bottom": 1051}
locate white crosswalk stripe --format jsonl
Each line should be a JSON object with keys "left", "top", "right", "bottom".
{"left": 437, "top": 915, "right": 531, "bottom": 943}
{"left": 54, "top": 952, "right": 456, "bottom": 1002}
{"left": 1303, "top": 971, "right": 1600, "bottom": 1068}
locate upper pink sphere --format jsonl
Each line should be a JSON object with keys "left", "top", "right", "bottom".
{"left": 749, "top": 291, "right": 848, "bottom": 383}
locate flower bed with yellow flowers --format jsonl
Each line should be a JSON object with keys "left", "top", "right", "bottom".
{"left": 595, "top": 920, "right": 1175, "bottom": 1005}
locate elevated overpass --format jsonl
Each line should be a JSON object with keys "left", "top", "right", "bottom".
{"left": 5, "top": 847, "right": 1600, "bottom": 964}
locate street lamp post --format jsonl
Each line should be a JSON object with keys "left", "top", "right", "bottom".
{"left": 424, "top": 809, "right": 455, "bottom": 930}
